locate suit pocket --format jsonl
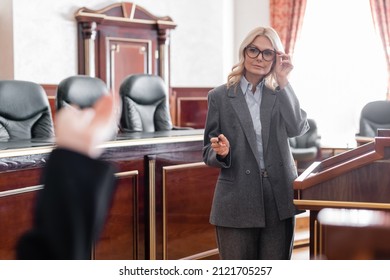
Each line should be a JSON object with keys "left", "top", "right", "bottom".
{"left": 218, "top": 168, "right": 234, "bottom": 182}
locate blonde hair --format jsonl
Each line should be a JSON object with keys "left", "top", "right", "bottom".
{"left": 227, "top": 26, "right": 285, "bottom": 90}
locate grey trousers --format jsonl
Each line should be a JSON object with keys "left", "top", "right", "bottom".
{"left": 215, "top": 177, "right": 295, "bottom": 260}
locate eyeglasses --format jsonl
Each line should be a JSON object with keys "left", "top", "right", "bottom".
{"left": 245, "top": 46, "right": 276, "bottom": 62}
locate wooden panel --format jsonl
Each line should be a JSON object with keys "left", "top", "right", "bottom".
{"left": 172, "top": 87, "right": 211, "bottom": 98}
{"left": 41, "top": 84, "right": 57, "bottom": 123}
{"left": 0, "top": 153, "right": 49, "bottom": 259}
{"left": 318, "top": 208, "right": 390, "bottom": 259}
{"left": 41, "top": 84, "right": 57, "bottom": 97}
{"left": 162, "top": 163, "right": 219, "bottom": 260}
{"left": 94, "top": 170, "right": 139, "bottom": 260}
{"left": 0, "top": 168, "right": 43, "bottom": 192}
{"left": 0, "top": 189, "right": 39, "bottom": 259}
{"left": 47, "top": 97, "right": 56, "bottom": 123}
{"left": 108, "top": 38, "right": 152, "bottom": 95}
{"left": 153, "top": 150, "right": 203, "bottom": 260}
{"left": 95, "top": 156, "right": 147, "bottom": 260}
{"left": 301, "top": 161, "right": 390, "bottom": 203}
{"left": 172, "top": 87, "right": 211, "bottom": 128}
{"left": 177, "top": 97, "right": 208, "bottom": 128}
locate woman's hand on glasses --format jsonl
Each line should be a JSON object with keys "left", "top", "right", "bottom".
{"left": 274, "top": 51, "right": 293, "bottom": 89}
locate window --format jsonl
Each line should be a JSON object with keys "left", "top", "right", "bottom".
{"left": 290, "top": 0, "right": 387, "bottom": 147}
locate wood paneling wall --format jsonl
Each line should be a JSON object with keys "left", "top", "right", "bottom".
{"left": 171, "top": 87, "right": 212, "bottom": 129}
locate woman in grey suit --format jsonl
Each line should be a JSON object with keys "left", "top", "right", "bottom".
{"left": 203, "top": 26, "right": 309, "bottom": 260}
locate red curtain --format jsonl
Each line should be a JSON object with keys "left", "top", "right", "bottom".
{"left": 370, "top": 0, "right": 390, "bottom": 98}
{"left": 270, "top": 0, "right": 307, "bottom": 56}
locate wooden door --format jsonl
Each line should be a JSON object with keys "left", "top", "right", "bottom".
{"left": 108, "top": 38, "right": 152, "bottom": 95}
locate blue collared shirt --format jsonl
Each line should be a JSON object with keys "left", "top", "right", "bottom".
{"left": 240, "top": 76, "right": 265, "bottom": 169}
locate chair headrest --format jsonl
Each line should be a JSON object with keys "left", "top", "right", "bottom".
{"left": 0, "top": 80, "right": 50, "bottom": 120}
{"left": 119, "top": 74, "right": 166, "bottom": 104}
{"left": 56, "top": 75, "right": 109, "bottom": 110}
{"left": 361, "top": 101, "right": 390, "bottom": 124}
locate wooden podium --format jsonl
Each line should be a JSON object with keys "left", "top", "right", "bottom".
{"left": 294, "top": 129, "right": 390, "bottom": 259}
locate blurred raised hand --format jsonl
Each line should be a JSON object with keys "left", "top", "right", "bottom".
{"left": 55, "top": 92, "right": 120, "bottom": 158}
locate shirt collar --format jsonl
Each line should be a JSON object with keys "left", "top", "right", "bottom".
{"left": 240, "top": 76, "right": 264, "bottom": 95}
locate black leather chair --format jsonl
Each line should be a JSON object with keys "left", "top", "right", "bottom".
{"left": 119, "top": 74, "right": 191, "bottom": 132}
{"left": 56, "top": 75, "right": 109, "bottom": 110}
{"left": 356, "top": 100, "right": 390, "bottom": 138}
{"left": 289, "top": 118, "right": 321, "bottom": 172}
{"left": 0, "top": 80, "right": 54, "bottom": 140}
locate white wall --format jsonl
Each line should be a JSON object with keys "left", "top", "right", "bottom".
{"left": 233, "top": 0, "right": 269, "bottom": 63}
{"left": 133, "top": 0, "right": 234, "bottom": 87}
{"left": 2, "top": 0, "right": 269, "bottom": 87}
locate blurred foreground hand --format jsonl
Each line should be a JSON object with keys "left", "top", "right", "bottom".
{"left": 55, "top": 93, "right": 120, "bottom": 158}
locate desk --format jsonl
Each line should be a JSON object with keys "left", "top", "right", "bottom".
{"left": 0, "top": 130, "right": 220, "bottom": 260}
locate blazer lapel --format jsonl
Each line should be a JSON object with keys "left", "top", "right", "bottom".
{"left": 260, "top": 86, "right": 276, "bottom": 154}
{"left": 228, "top": 86, "right": 261, "bottom": 166}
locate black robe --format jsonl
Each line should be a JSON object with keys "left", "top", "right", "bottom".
{"left": 16, "top": 148, "right": 116, "bottom": 259}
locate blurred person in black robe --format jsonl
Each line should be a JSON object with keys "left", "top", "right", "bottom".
{"left": 16, "top": 93, "right": 120, "bottom": 259}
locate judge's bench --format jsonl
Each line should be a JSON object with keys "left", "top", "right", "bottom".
{"left": 0, "top": 129, "right": 220, "bottom": 260}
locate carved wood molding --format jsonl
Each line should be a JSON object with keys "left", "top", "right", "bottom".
{"left": 74, "top": 2, "right": 176, "bottom": 89}
{"left": 75, "top": 2, "right": 176, "bottom": 29}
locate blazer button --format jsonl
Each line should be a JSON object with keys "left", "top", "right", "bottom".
{"left": 245, "top": 170, "right": 250, "bottom": 175}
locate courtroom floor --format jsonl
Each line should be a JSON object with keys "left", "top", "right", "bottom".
{"left": 292, "top": 246, "right": 310, "bottom": 260}
{"left": 291, "top": 211, "right": 310, "bottom": 260}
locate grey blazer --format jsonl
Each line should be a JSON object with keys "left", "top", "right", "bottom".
{"left": 203, "top": 83, "right": 309, "bottom": 228}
